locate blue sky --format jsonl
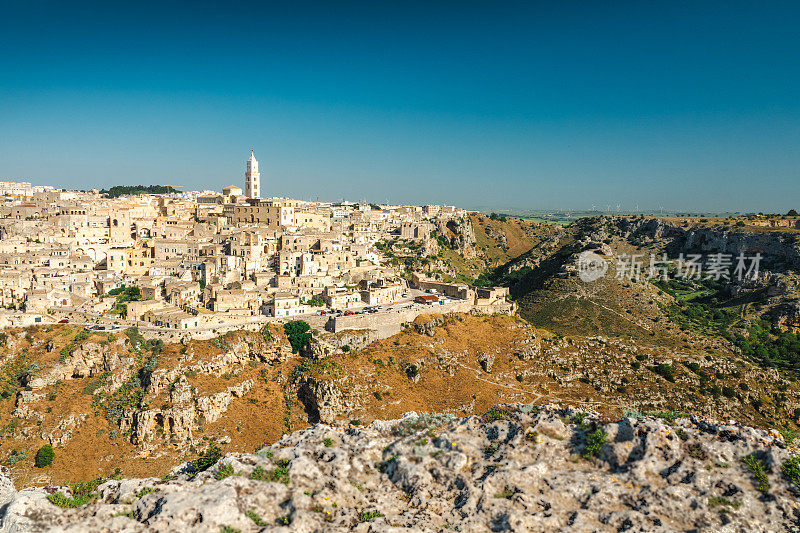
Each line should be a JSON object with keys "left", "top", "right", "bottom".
{"left": 1, "top": 1, "right": 798, "bottom": 212}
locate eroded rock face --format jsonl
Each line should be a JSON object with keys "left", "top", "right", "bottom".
{"left": 296, "top": 376, "right": 346, "bottom": 424}
{"left": 120, "top": 380, "right": 255, "bottom": 447}
{"left": 27, "top": 341, "right": 130, "bottom": 389}
{"left": 771, "top": 303, "right": 800, "bottom": 333}
{"left": 413, "top": 316, "right": 444, "bottom": 337}
{"left": 2, "top": 405, "right": 799, "bottom": 532}
{"left": 300, "top": 336, "right": 336, "bottom": 360}
{"left": 196, "top": 380, "right": 254, "bottom": 423}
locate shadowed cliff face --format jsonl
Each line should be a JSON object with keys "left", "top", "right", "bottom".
{"left": 2, "top": 405, "right": 799, "bottom": 532}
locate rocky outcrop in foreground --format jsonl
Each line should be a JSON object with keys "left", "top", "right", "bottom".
{"left": 1, "top": 405, "right": 799, "bottom": 532}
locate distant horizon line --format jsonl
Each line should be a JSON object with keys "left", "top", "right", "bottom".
{"left": 1, "top": 178, "right": 794, "bottom": 217}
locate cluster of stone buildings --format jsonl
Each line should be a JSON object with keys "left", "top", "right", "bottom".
{"left": 0, "top": 152, "right": 474, "bottom": 330}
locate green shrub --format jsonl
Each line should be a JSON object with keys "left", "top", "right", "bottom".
{"left": 323, "top": 437, "right": 333, "bottom": 447}
{"left": 708, "top": 496, "right": 742, "bottom": 509}
{"left": 246, "top": 510, "right": 267, "bottom": 526}
{"left": 781, "top": 457, "right": 800, "bottom": 489}
{"left": 46, "top": 475, "right": 109, "bottom": 508}
{"left": 124, "top": 327, "right": 146, "bottom": 354}
{"left": 649, "top": 364, "right": 676, "bottom": 382}
{"left": 481, "top": 406, "right": 509, "bottom": 423}
{"left": 35, "top": 444, "right": 54, "bottom": 467}
{"left": 82, "top": 376, "right": 105, "bottom": 395}
{"left": 780, "top": 428, "right": 798, "bottom": 446}
{"left": 214, "top": 462, "right": 235, "bottom": 480}
{"left": 47, "top": 491, "right": 86, "bottom": 508}
{"left": 404, "top": 363, "right": 419, "bottom": 380}
{"left": 358, "top": 510, "right": 383, "bottom": 522}
{"left": 743, "top": 454, "right": 770, "bottom": 492}
{"left": 570, "top": 413, "right": 587, "bottom": 425}
{"left": 582, "top": 429, "right": 607, "bottom": 459}
{"left": 186, "top": 442, "right": 223, "bottom": 480}
{"left": 250, "top": 460, "right": 290, "bottom": 485}
{"left": 134, "top": 487, "right": 157, "bottom": 499}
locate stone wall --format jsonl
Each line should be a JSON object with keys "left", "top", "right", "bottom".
{"left": 324, "top": 299, "right": 514, "bottom": 339}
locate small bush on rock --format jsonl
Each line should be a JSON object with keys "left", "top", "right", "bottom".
{"left": 246, "top": 510, "right": 267, "bottom": 526}
{"left": 582, "top": 429, "right": 607, "bottom": 459}
{"left": 781, "top": 457, "right": 800, "bottom": 489}
{"left": 214, "top": 462, "right": 235, "bottom": 480}
{"left": 358, "top": 510, "right": 383, "bottom": 522}
{"left": 482, "top": 406, "right": 509, "bottom": 423}
{"left": 708, "top": 496, "right": 742, "bottom": 510}
{"left": 743, "top": 454, "right": 770, "bottom": 493}
{"left": 186, "top": 442, "right": 222, "bottom": 480}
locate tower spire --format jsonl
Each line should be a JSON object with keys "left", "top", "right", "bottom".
{"left": 245, "top": 151, "right": 261, "bottom": 199}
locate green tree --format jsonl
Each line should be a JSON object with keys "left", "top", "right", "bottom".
{"left": 284, "top": 321, "right": 312, "bottom": 353}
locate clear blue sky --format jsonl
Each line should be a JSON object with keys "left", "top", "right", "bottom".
{"left": 1, "top": 1, "right": 798, "bottom": 212}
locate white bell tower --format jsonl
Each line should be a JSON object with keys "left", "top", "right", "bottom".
{"left": 245, "top": 151, "right": 260, "bottom": 199}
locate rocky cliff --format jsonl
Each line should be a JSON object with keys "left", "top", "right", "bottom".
{"left": 2, "top": 405, "right": 799, "bottom": 532}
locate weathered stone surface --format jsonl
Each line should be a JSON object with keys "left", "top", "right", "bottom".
{"left": 196, "top": 380, "right": 254, "bottom": 423}
{"left": 300, "top": 335, "right": 336, "bottom": 360}
{"left": 413, "top": 316, "right": 443, "bottom": 337}
{"left": 477, "top": 351, "right": 494, "bottom": 373}
{"left": 2, "top": 405, "right": 799, "bottom": 532}
{"left": 41, "top": 413, "right": 87, "bottom": 446}
{"left": 296, "top": 376, "right": 346, "bottom": 424}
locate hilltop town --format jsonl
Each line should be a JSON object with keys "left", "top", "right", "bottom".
{"left": 0, "top": 153, "right": 511, "bottom": 340}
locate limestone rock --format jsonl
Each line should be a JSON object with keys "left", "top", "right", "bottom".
{"left": 196, "top": 380, "right": 254, "bottom": 423}
{"left": 300, "top": 335, "right": 336, "bottom": 360}
{"left": 297, "top": 376, "right": 346, "bottom": 424}
{"left": 413, "top": 316, "right": 443, "bottom": 337}
{"left": 2, "top": 405, "right": 799, "bottom": 532}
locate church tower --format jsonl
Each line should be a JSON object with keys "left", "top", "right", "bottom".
{"left": 245, "top": 151, "right": 260, "bottom": 199}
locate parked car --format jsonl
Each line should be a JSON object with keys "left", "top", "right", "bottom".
{"left": 58, "top": 319, "right": 69, "bottom": 324}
